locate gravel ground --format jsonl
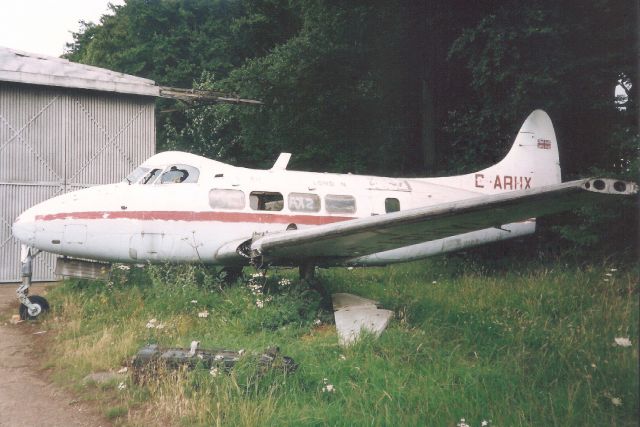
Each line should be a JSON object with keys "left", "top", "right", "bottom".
{"left": 0, "top": 283, "right": 109, "bottom": 427}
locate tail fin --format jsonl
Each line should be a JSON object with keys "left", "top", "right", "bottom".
{"left": 478, "top": 109, "right": 561, "bottom": 190}
{"left": 427, "top": 110, "right": 561, "bottom": 193}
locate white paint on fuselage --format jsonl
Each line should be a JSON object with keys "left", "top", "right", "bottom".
{"left": 12, "top": 151, "right": 532, "bottom": 266}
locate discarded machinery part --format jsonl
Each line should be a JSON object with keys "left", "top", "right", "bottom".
{"left": 332, "top": 293, "right": 393, "bottom": 346}
{"left": 332, "top": 293, "right": 380, "bottom": 311}
{"left": 16, "top": 246, "right": 49, "bottom": 320}
{"left": 55, "top": 257, "right": 111, "bottom": 280}
{"left": 131, "top": 344, "right": 297, "bottom": 380}
{"left": 158, "top": 86, "right": 263, "bottom": 105}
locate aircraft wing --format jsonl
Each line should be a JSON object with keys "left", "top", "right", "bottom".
{"left": 249, "top": 178, "right": 637, "bottom": 263}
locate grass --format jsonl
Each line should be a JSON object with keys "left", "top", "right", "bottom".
{"left": 37, "top": 255, "right": 638, "bottom": 426}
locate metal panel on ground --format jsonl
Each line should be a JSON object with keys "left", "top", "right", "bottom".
{"left": 0, "top": 82, "right": 155, "bottom": 282}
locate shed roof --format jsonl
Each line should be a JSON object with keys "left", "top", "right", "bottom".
{"left": 0, "top": 46, "right": 159, "bottom": 97}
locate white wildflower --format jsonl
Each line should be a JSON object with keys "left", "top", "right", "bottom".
{"left": 146, "top": 318, "right": 158, "bottom": 328}
{"left": 614, "top": 337, "right": 632, "bottom": 347}
{"left": 610, "top": 268, "right": 618, "bottom": 272}
{"left": 322, "top": 378, "right": 335, "bottom": 392}
{"left": 190, "top": 300, "right": 198, "bottom": 304}
{"left": 481, "top": 421, "right": 489, "bottom": 427}
{"left": 432, "top": 280, "right": 437, "bottom": 284}
{"left": 278, "top": 278, "right": 292, "bottom": 287}
{"left": 591, "top": 363, "right": 597, "bottom": 369}
{"left": 214, "top": 354, "right": 224, "bottom": 361}
{"left": 116, "top": 264, "right": 130, "bottom": 271}
{"left": 117, "top": 382, "right": 126, "bottom": 390}
{"left": 456, "top": 419, "right": 470, "bottom": 427}
{"left": 314, "top": 319, "right": 322, "bottom": 326}
{"left": 117, "top": 367, "right": 128, "bottom": 374}
{"left": 347, "top": 267, "right": 354, "bottom": 271}
{"left": 611, "top": 396, "right": 623, "bottom": 406}
{"left": 256, "top": 299, "right": 264, "bottom": 308}
{"left": 210, "top": 367, "right": 219, "bottom": 377}
{"left": 605, "top": 273, "right": 613, "bottom": 276}
{"left": 198, "top": 310, "right": 209, "bottom": 318}
{"left": 322, "top": 384, "right": 335, "bottom": 393}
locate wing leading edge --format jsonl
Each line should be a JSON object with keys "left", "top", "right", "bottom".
{"left": 249, "top": 178, "right": 637, "bottom": 264}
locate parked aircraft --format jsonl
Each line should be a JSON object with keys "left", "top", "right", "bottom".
{"left": 11, "top": 110, "right": 637, "bottom": 319}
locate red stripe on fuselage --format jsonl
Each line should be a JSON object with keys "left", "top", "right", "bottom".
{"left": 35, "top": 210, "right": 355, "bottom": 225}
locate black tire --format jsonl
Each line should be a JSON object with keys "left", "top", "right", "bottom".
{"left": 19, "top": 295, "right": 50, "bottom": 320}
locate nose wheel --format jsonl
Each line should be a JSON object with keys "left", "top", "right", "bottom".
{"left": 19, "top": 295, "right": 50, "bottom": 320}
{"left": 16, "top": 246, "right": 50, "bottom": 320}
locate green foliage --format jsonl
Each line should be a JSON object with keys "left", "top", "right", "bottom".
{"left": 42, "top": 260, "right": 639, "bottom": 425}
{"left": 443, "top": 1, "right": 637, "bottom": 177}
{"left": 105, "top": 406, "right": 128, "bottom": 420}
{"left": 64, "top": 0, "right": 637, "bottom": 254}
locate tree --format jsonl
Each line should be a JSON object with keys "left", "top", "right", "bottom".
{"left": 64, "top": 0, "right": 637, "bottom": 256}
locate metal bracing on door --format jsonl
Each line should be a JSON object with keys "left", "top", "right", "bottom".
{"left": 0, "top": 83, "right": 155, "bottom": 282}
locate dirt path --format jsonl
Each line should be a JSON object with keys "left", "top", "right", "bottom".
{"left": 0, "top": 284, "right": 109, "bottom": 427}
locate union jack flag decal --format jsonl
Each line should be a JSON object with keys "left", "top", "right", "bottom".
{"left": 537, "top": 139, "right": 551, "bottom": 149}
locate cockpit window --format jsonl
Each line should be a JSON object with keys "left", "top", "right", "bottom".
{"left": 158, "top": 164, "right": 200, "bottom": 184}
{"left": 124, "top": 167, "right": 150, "bottom": 184}
{"left": 141, "top": 168, "right": 162, "bottom": 184}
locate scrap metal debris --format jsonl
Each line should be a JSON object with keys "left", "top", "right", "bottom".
{"left": 332, "top": 293, "right": 393, "bottom": 346}
{"left": 131, "top": 344, "right": 296, "bottom": 380}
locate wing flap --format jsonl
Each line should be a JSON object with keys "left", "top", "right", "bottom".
{"left": 251, "top": 178, "right": 637, "bottom": 262}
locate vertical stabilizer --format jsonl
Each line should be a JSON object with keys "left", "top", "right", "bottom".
{"left": 426, "top": 110, "right": 561, "bottom": 193}
{"left": 479, "top": 109, "right": 561, "bottom": 189}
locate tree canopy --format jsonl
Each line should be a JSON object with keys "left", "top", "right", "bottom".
{"left": 65, "top": 0, "right": 637, "bottom": 256}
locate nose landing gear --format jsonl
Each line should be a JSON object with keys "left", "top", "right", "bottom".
{"left": 16, "top": 246, "right": 50, "bottom": 320}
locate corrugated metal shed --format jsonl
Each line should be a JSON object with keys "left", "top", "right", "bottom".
{"left": 0, "top": 47, "right": 156, "bottom": 282}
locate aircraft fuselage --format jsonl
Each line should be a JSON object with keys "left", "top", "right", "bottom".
{"left": 12, "top": 151, "right": 533, "bottom": 267}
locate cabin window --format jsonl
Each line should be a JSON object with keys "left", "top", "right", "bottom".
{"left": 385, "top": 198, "right": 400, "bottom": 213}
{"left": 124, "top": 167, "right": 150, "bottom": 184}
{"left": 159, "top": 164, "right": 200, "bottom": 184}
{"left": 250, "top": 191, "right": 284, "bottom": 211}
{"left": 288, "top": 193, "right": 321, "bottom": 212}
{"left": 209, "top": 189, "right": 245, "bottom": 210}
{"left": 141, "top": 168, "right": 162, "bottom": 184}
{"left": 325, "top": 194, "right": 356, "bottom": 214}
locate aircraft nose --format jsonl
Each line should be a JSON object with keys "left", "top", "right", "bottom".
{"left": 12, "top": 211, "right": 36, "bottom": 245}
